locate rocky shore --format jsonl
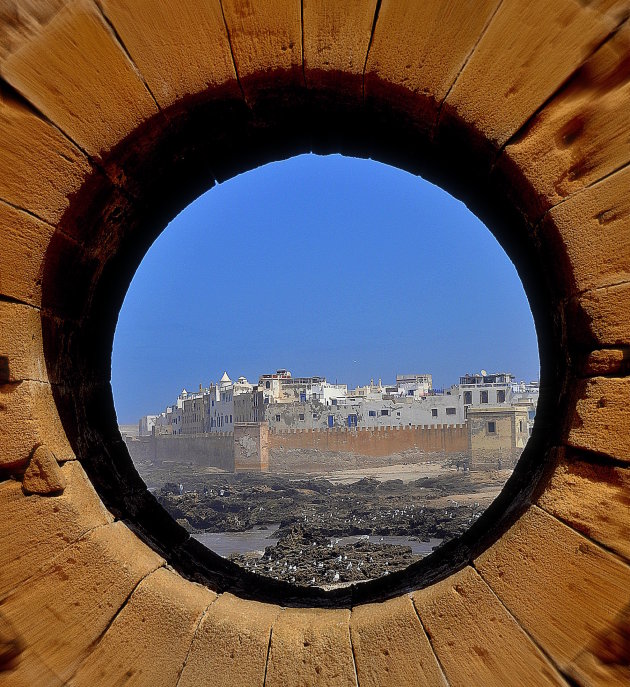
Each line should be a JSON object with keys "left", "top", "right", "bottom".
{"left": 152, "top": 465, "right": 508, "bottom": 586}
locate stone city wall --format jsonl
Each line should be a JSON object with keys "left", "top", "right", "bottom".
{"left": 125, "top": 433, "right": 234, "bottom": 471}
{"left": 268, "top": 424, "right": 468, "bottom": 457}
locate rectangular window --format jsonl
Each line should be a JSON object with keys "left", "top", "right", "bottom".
{"left": 348, "top": 414, "right": 357, "bottom": 428}
{"left": 497, "top": 390, "right": 506, "bottom": 403}
{"left": 380, "top": 409, "right": 389, "bottom": 416}
{"left": 229, "top": 415, "right": 232, "bottom": 423}
{"left": 488, "top": 421, "right": 496, "bottom": 433}
{"left": 299, "top": 413, "right": 305, "bottom": 421}
{"left": 368, "top": 410, "right": 376, "bottom": 417}
{"left": 446, "top": 407, "right": 456, "bottom": 415}
{"left": 275, "top": 414, "right": 281, "bottom": 422}
{"left": 331, "top": 399, "right": 337, "bottom": 406}
{"left": 299, "top": 392, "right": 306, "bottom": 402}
{"left": 432, "top": 408, "right": 438, "bottom": 418}
{"left": 328, "top": 415, "right": 334, "bottom": 428}
{"left": 480, "top": 390, "right": 489, "bottom": 404}
{"left": 464, "top": 391, "right": 472, "bottom": 405}
{"left": 313, "top": 413, "right": 318, "bottom": 419}
{"left": 519, "top": 420, "right": 524, "bottom": 432}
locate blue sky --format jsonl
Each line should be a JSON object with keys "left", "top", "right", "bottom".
{"left": 112, "top": 154, "right": 540, "bottom": 423}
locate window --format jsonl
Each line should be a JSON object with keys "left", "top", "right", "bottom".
{"left": 331, "top": 399, "right": 337, "bottom": 406}
{"left": 348, "top": 414, "right": 357, "bottom": 428}
{"left": 368, "top": 410, "right": 376, "bottom": 417}
{"left": 432, "top": 408, "right": 438, "bottom": 418}
{"left": 265, "top": 381, "right": 270, "bottom": 389}
{"left": 312, "top": 413, "right": 318, "bottom": 419}
{"left": 275, "top": 414, "right": 281, "bottom": 422}
{"left": 446, "top": 407, "right": 456, "bottom": 415}
{"left": 488, "top": 421, "right": 496, "bottom": 433}
{"left": 229, "top": 415, "right": 232, "bottom": 423}
{"left": 464, "top": 391, "right": 472, "bottom": 405}
{"left": 328, "top": 415, "right": 334, "bottom": 428}
{"left": 497, "top": 389, "right": 506, "bottom": 403}
{"left": 519, "top": 420, "right": 524, "bottom": 432}
{"left": 299, "top": 413, "right": 305, "bottom": 421}
{"left": 480, "top": 390, "right": 489, "bottom": 404}
{"left": 299, "top": 392, "right": 306, "bottom": 402}
{"left": 381, "top": 409, "right": 389, "bottom": 416}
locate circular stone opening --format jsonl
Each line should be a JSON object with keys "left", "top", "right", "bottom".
{"left": 41, "top": 92, "right": 565, "bottom": 606}
{"left": 111, "top": 153, "right": 540, "bottom": 590}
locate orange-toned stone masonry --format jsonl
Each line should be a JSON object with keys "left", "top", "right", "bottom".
{"left": 0, "top": 0, "right": 629, "bottom": 685}
{"left": 268, "top": 424, "right": 468, "bottom": 458}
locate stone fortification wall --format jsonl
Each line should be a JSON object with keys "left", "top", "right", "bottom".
{"left": 125, "top": 433, "right": 234, "bottom": 471}
{"left": 268, "top": 424, "right": 468, "bottom": 458}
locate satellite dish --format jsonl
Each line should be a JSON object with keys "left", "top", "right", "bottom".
{"left": 481, "top": 369, "right": 487, "bottom": 376}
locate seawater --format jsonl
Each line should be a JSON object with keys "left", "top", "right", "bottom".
{"left": 193, "top": 525, "right": 441, "bottom": 558}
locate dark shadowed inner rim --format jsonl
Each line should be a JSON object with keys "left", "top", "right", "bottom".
{"left": 41, "top": 83, "right": 567, "bottom": 608}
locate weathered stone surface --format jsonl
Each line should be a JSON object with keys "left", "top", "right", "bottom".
{"left": 0, "top": 202, "right": 54, "bottom": 306}
{"left": 543, "top": 165, "right": 630, "bottom": 295}
{"left": 581, "top": 348, "right": 630, "bottom": 377}
{"left": 0, "top": 301, "right": 45, "bottom": 383}
{"left": 441, "top": 0, "right": 613, "bottom": 149}
{"left": 265, "top": 607, "right": 355, "bottom": 686}
{"left": 1, "top": 0, "right": 158, "bottom": 158}
{"left": 476, "top": 506, "right": 630, "bottom": 673}
{"left": 221, "top": 0, "right": 303, "bottom": 96}
{"left": 0, "top": 521, "right": 164, "bottom": 683}
{"left": 412, "top": 566, "right": 563, "bottom": 687}
{"left": 502, "top": 24, "right": 630, "bottom": 217}
{"left": 0, "top": 612, "right": 22, "bottom": 671}
{"left": 570, "top": 281, "right": 630, "bottom": 347}
{"left": 567, "top": 603, "right": 630, "bottom": 687}
{"left": 0, "top": 1, "right": 68, "bottom": 63}
{"left": 365, "top": 0, "right": 500, "bottom": 128}
{"left": 99, "top": 0, "right": 239, "bottom": 109}
{"left": 178, "top": 593, "right": 279, "bottom": 687}
{"left": 566, "top": 376, "right": 630, "bottom": 461}
{"left": 0, "top": 461, "right": 113, "bottom": 598}
{"left": 303, "top": 0, "right": 376, "bottom": 94}
{"left": 22, "top": 445, "right": 65, "bottom": 494}
{"left": 351, "top": 595, "right": 446, "bottom": 687}
{"left": 0, "top": 87, "right": 91, "bottom": 224}
{"left": 0, "top": 380, "right": 74, "bottom": 469}
{"left": 538, "top": 454, "right": 630, "bottom": 562}
{"left": 69, "top": 567, "right": 215, "bottom": 687}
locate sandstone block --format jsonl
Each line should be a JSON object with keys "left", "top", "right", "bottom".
{"left": 1, "top": 0, "right": 159, "bottom": 158}
{"left": 566, "top": 376, "right": 630, "bottom": 461}
{"left": 22, "top": 445, "right": 66, "bottom": 494}
{"left": 351, "top": 595, "right": 446, "bottom": 687}
{"left": 502, "top": 24, "right": 630, "bottom": 217}
{"left": 0, "top": 301, "right": 45, "bottom": 383}
{"left": 0, "top": 521, "right": 164, "bottom": 683}
{"left": 178, "top": 592, "right": 279, "bottom": 687}
{"left": 538, "top": 455, "right": 630, "bottom": 562}
{"left": 0, "top": 461, "right": 113, "bottom": 598}
{"left": 570, "top": 281, "right": 630, "bottom": 347}
{"left": 476, "top": 506, "right": 630, "bottom": 675}
{"left": 365, "top": 0, "right": 499, "bottom": 129}
{"left": 265, "top": 607, "right": 355, "bottom": 687}
{"left": 581, "top": 348, "right": 630, "bottom": 377}
{"left": 99, "top": 0, "right": 239, "bottom": 109}
{"left": 303, "top": 0, "right": 376, "bottom": 94}
{"left": 542, "top": 165, "right": 630, "bottom": 295}
{"left": 412, "top": 566, "right": 563, "bottom": 686}
{"left": 0, "top": 201, "right": 54, "bottom": 306}
{"left": 0, "top": 86, "right": 91, "bottom": 224}
{"left": 0, "top": 380, "right": 73, "bottom": 470}
{"left": 69, "top": 567, "right": 215, "bottom": 687}
{"left": 221, "top": 0, "right": 303, "bottom": 97}
{"left": 441, "top": 0, "right": 612, "bottom": 149}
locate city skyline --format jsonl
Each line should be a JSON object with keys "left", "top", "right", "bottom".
{"left": 112, "top": 154, "right": 540, "bottom": 423}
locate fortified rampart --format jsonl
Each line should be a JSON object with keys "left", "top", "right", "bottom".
{"left": 268, "top": 424, "right": 467, "bottom": 457}
{"left": 125, "top": 433, "right": 234, "bottom": 471}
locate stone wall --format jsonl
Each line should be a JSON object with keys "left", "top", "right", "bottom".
{"left": 268, "top": 424, "right": 468, "bottom": 457}
{"left": 125, "top": 433, "right": 234, "bottom": 471}
{"left": 234, "top": 422, "right": 269, "bottom": 472}
{"left": 1, "top": 1, "right": 629, "bottom": 685}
